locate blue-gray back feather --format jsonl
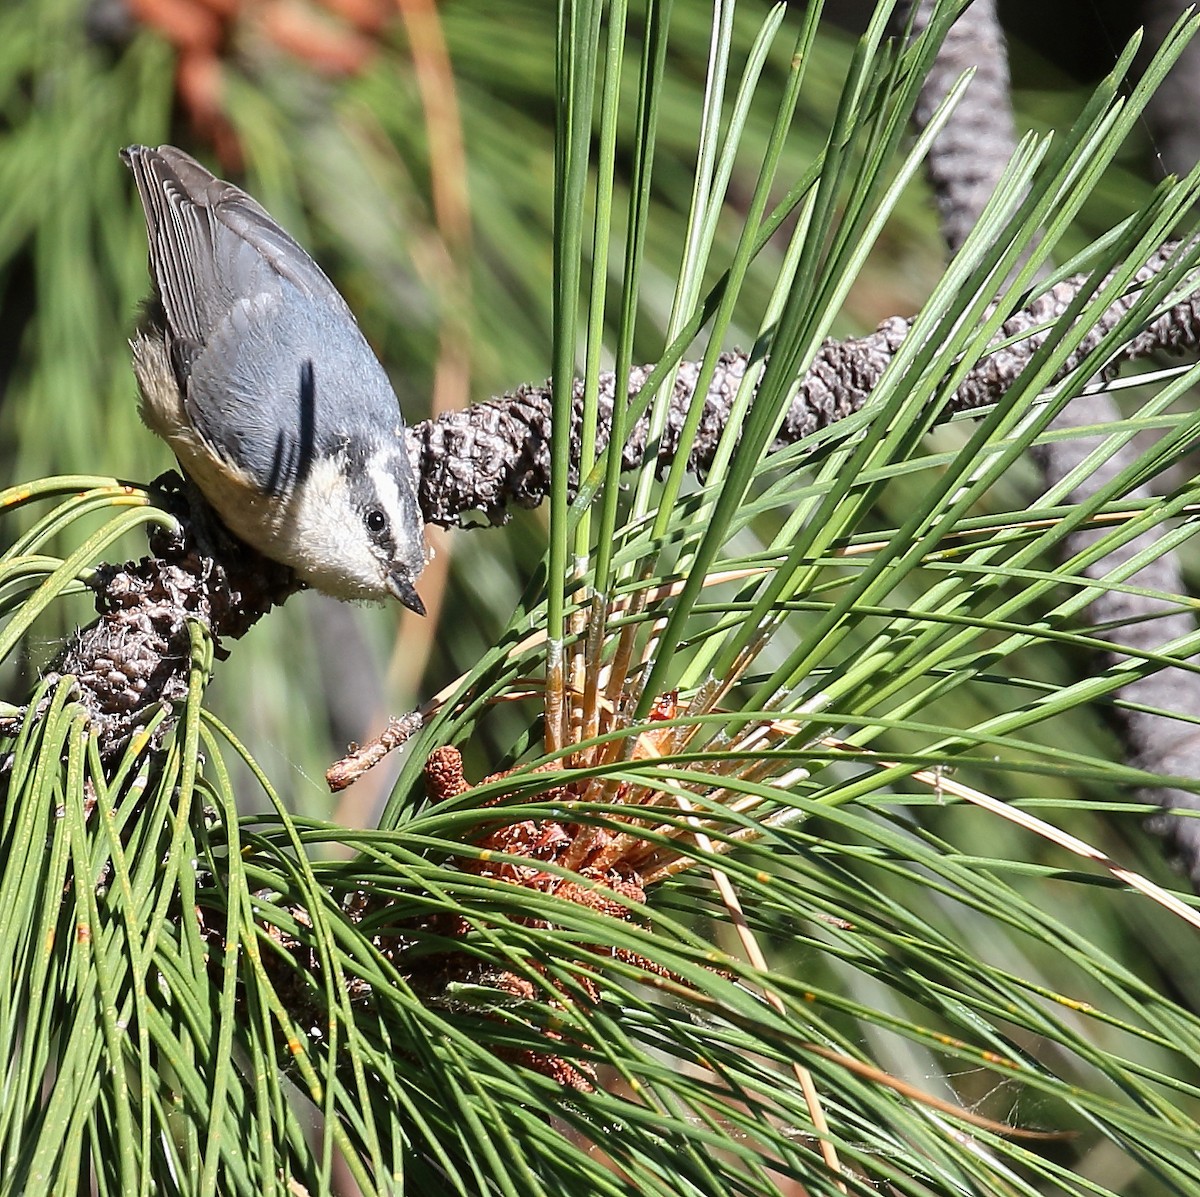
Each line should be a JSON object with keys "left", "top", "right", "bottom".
{"left": 123, "top": 144, "right": 407, "bottom": 496}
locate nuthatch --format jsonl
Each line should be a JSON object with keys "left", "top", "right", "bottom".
{"left": 122, "top": 144, "right": 427, "bottom": 613}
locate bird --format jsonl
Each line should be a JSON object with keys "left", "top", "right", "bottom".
{"left": 122, "top": 143, "right": 427, "bottom": 614}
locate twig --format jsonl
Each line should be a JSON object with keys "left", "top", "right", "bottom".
{"left": 327, "top": 712, "right": 425, "bottom": 792}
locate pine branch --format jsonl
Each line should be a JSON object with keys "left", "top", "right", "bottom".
{"left": 34, "top": 233, "right": 1200, "bottom": 764}
{"left": 37, "top": 475, "right": 297, "bottom": 758}
{"left": 895, "top": 0, "right": 1018, "bottom": 257}
{"left": 408, "top": 240, "right": 1200, "bottom": 528}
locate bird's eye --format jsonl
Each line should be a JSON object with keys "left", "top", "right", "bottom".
{"left": 365, "top": 508, "right": 388, "bottom": 535}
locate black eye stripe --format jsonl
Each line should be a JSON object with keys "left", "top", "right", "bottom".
{"left": 347, "top": 457, "right": 402, "bottom": 555}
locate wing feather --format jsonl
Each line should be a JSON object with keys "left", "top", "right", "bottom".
{"left": 121, "top": 144, "right": 353, "bottom": 358}
{"left": 123, "top": 144, "right": 404, "bottom": 500}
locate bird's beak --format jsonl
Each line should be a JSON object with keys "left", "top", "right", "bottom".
{"left": 387, "top": 570, "right": 427, "bottom": 616}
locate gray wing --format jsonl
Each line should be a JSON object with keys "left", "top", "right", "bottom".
{"left": 122, "top": 144, "right": 354, "bottom": 357}
{"left": 124, "top": 145, "right": 401, "bottom": 495}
